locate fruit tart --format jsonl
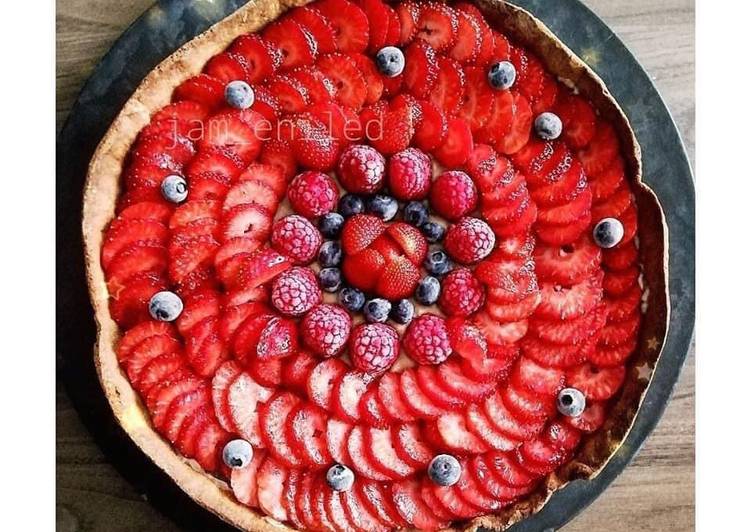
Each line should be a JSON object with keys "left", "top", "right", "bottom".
{"left": 82, "top": 0, "right": 669, "bottom": 530}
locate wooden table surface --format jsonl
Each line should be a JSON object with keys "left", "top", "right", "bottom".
{"left": 56, "top": 1, "right": 695, "bottom": 530}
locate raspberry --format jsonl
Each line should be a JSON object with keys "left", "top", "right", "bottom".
{"left": 403, "top": 314, "right": 452, "bottom": 365}
{"left": 288, "top": 171, "right": 339, "bottom": 218}
{"left": 387, "top": 147, "right": 432, "bottom": 200}
{"left": 444, "top": 216, "right": 495, "bottom": 264}
{"left": 301, "top": 304, "right": 352, "bottom": 357}
{"left": 349, "top": 323, "right": 399, "bottom": 373}
{"left": 429, "top": 170, "right": 478, "bottom": 221}
{"left": 271, "top": 214, "right": 323, "bottom": 264}
{"left": 337, "top": 144, "right": 386, "bottom": 194}
{"left": 271, "top": 267, "right": 322, "bottom": 316}
{"left": 439, "top": 267, "right": 485, "bottom": 317}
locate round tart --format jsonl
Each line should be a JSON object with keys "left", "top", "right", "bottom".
{"left": 82, "top": 0, "right": 669, "bottom": 530}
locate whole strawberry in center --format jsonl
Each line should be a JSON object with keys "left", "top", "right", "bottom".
{"left": 341, "top": 214, "right": 427, "bottom": 300}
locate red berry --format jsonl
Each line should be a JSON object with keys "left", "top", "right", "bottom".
{"left": 433, "top": 117, "right": 474, "bottom": 167}
{"left": 444, "top": 217, "right": 495, "bottom": 264}
{"left": 271, "top": 215, "right": 322, "bottom": 265}
{"left": 415, "top": 1, "right": 459, "bottom": 51}
{"left": 403, "top": 41, "right": 439, "bottom": 98}
{"left": 337, "top": 144, "right": 386, "bottom": 194}
{"left": 283, "top": 114, "right": 341, "bottom": 171}
{"left": 439, "top": 267, "right": 485, "bottom": 317}
{"left": 271, "top": 267, "right": 322, "bottom": 316}
{"left": 341, "top": 214, "right": 387, "bottom": 255}
{"left": 429, "top": 171, "right": 478, "bottom": 221}
{"left": 301, "top": 304, "right": 352, "bottom": 357}
{"left": 350, "top": 323, "right": 400, "bottom": 373}
{"left": 315, "top": 0, "right": 370, "bottom": 53}
{"left": 287, "top": 171, "right": 339, "bottom": 218}
{"left": 403, "top": 314, "right": 452, "bottom": 365}
{"left": 387, "top": 148, "right": 432, "bottom": 200}
{"left": 376, "top": 255, "right": 421, "bottom": 300}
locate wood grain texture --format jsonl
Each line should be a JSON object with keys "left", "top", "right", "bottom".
{"left": 56, "top": 0, "right": 695, "bottom": 530}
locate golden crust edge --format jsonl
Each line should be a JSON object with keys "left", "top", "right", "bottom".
{"left": 79, "top": 1, "right": 672, "bottom": 531}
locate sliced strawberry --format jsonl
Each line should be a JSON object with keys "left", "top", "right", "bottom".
{"left": 533, "top": 235, "right": 602, "bottom": 285}
{"left": 229, "top": 34, "right": 281, "bottom": 82}
{"left": 495, "top": 92, "right": 533, "bottom": 155}
{"left": 529, "top": 305, "right": 607, "bottom": 345}
{"left": 384, "top": 4, "right": 401, "bottom": 46}
{"left": 326, "top": 418, "right": 354, "bottom": 465}
{"left": 358, "top": 480, "right": 407, "bottom": 528}
{"left": 185, "top": 317, "right": 229, "bottom": 377}
{"left": 204, "top": 52, "right": 250, "bottom": 83}
{"left": 544, "top": 420, "right": 582, "bottom": 452}
{"left": 365, "top": 426, "right": 415, "bottom": 479}
{"left": 482, "top": 390, "right": 546, "bottom": 441}
{"left": 386, "top": 222, "right": 428, "bottom": 265}
{"left": 393, "top": 423, "right": 433, "bottom": 468}
{"left": 602, "top": 266, "right": 640, "bottom": 297}
{"left": 265, "top": 74, "right": 311, "bottom": 113}
{"left": 433, "top": 117, "right": 473, "bottom": 167}
{"left": 173, "top": 74, "right": 225, "bottom": 110}
{"left": 455, "top": 462, "right": 507, "bottom": 511}
{"left": 234, "top": 450, "right": 266, "bottom": 508}
{"left": 458, "top": 67, "right": 495, "bottom": 133}
{"left": 535, "top": 273, "right": 603, "bottom": 322}
{"left": 282, "top": 350, "right": 319, "bottom": 392}
{"left": 236, "top": 248, "right": 291, "bottom": 289}
{"left": 502, "top": 383, "right": 556, "bottom": 423}
{"left": 227, "top": 372, "right": 273, "bottom": 447}
{"left": 434, "top": 412, "right": 490, "bottom": 454}
{"left": 566, "top": 400, "right": 607, "bottom": 432}
{"left": 283, "top": 112, "right": 342, "bottom": 170}
{"left": 465, "top": 402, "right": 520, "bottom": 451}
{"left": 288, "top": 7, "right": 338, "bottom": 54}
{"left": 102, "top": 218, "right": 169, "bottom": 269}
{"left": 430, "top": 56, "right": 466, "bottom": 116}
{"left": 358, "top": 0, "right": 390, "bottom": 52}
{"left": 186, "top": 147, "right": 244, "bottom": 183}
{"left": 259, "top": 392, "right": 305, "bottom": 467}
{"left": 105, "top": 241, "right": 168, "bottom": 289}
{"left": 312, "top": 478, "right": 340, "bottom": 531}
{"left": 257, "top": 457, "right": 290, "bottom": 521}
{"left": 347, "top": 426, "right": 390, "bottom": 481}
{"left": 413, "top": 99, "right": 448, "bottom": 151}
{"left": 109, "top": 272, "right": 168, "bottom": 328}
{"left": 287, "top": 403, "right": 332, "bottom": 467}
{"left": 194, "top": 421, "right": 231, "bottom": 472}
{"left": 436, "top": 359, "right": 495, "bottom": 401}
{"left": 395, "top": 1, "right": 420, "bottom": 45}
{"left": 147, "top": 375, "right": 203, "bottom": 429}
{"left": 288, "top": 67, "right": 334, "bottom": 105}
{"left": 294, "top": 474, "right": 318, "bottom": 530}
{"left": 403, "top": 41, "right": 439, "bottom": 98}
{"left": 485, "top": 292, "right": 540, "bottom": 323}
{"left": 450, "top": 10, "right": 482, "bottom": 63}
{"left": 376, "top": 255, "right": 421, "bottom": 300}
{"left": 415, "top": 1, "right": 458, "bottom": 51}
{"left": 310, "top": 100, "right": 363, "bottom": 145}
{"left": 263, "top": 19, "right": 318, "bottom": 69}
{"left": 341, "top": 214, "right": 386, "bottom": 255}
{"left": 162, "top": 385, "right": 211, "bottom": 442}
{"left": 475, "top": 89, "right": 515, "bottom": 146}
{"left": 522, "top": 334, "right": 594, "bottom": 369}
{"left": 538, "top": 187, "right": 593, "bottom": 225}
{"left": 259, "top": 139, "right": 298, "bottom": 181}
{"left": 511, "top": 356, "right": 566, "bottom": 395}
{"left": 516, "top": 437, "right": 566, "bottom": 475}
{"left": 343, "top": 249, "right": 386, "bottom": 291}
{"left": 118, "top": 201, "right": 172, "bottom": 224}
{"left": 316, "top": 0, "right": 370, "bottom": 53}
{"left": 211, "top": 360, "right": 242, "bottom": 432}
{"left": 198, "top": 111, "right": 263, "bottom": 164}
{"left": 399, "top": 368, "right": 447, "bottom": 418}
{"left": 307, "top": 358, "right": 349, "bottom": 410}
{"left": 247, "top": 356, "right": 283, "bottom": 387}
{"left": 392, "top": 479, "right": 450, "bottom": 529}
{"left": 124, "top": 333, "right": 180, "bottom": 385}
{"left": 377, "top": 371, "right": 418, "bottom": 422}
{"left": 578, "top": 121, "right": 620, "bottom": 176}
{"left": 175, "top": 405, "right": 212, "bottom": 459}
{"left": 360, "top": 385, "right": 392, "bottom": 428}
{"left": 348, "top": 53, "right": 384, "bottom": 104}
{"left": 136, "top": 351, "right": 187, "bottom": 396}
{"left": 460, "top": 345, "right": 517, "bottom": 383}
{"left": 282, "top": 469, "right": 304, "bottom": 528}
{"left": 367, "top": 106, "right": 415, "bottom": 155}
{"left": 341, "top": 483, "right": 390, "bottom": 532}
{"left": 473, "top": 312, "right": 529, "bottom": 345}
{"left": 431, "top": 478, "right": 481, "bottom": 519}
{"left": 324, "top": 482, "right": 353, "bottom": 531}
{"left": 536, "top": 211, "right": 593, "bottom": 247}
{"left": 567, "top": 363, "right": 626, "bottom": 401}
{"left": 416, "top": 365, "right": 465, "bottom": 410}
{"left": 555, "top": 92, "right": 597, "bottom": 148}
{"left": 334, "top": 371, "right": 372, "bottom": 424}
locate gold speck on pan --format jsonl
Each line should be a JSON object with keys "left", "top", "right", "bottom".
{"left": 646, "top": 336, "right": 660, "bottom": 350}
{"left": 580, "top": 48, "right": 601, "bottom": 67}
{"left": 636, "top": 362, "right": 653, "bottom": 382}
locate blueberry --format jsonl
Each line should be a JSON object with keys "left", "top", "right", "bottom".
{"left": 592, "top": 217, "right": 625, "bottom": 249}
{"left": 390, "top": 299, "right": 415, "bottom": 325}
{"left": 364, "top": 298, "right": 391, "bottom": 323}
{"left": 319, "top": 267, "right": 342, "bottom": 292}
{"left": 428, "top": 454, "right": 461, "bottom": 487}
{"left": 148, "top": 291, "right": 183, "bottom": 322}
{"left": 423, "top": 250, "right": 452, "bottom": 276}
{"left": 415, "top": 276, "right": 441, "bottom": 305}
{"left": 339, "top": 287, "right": 366, "bottom": 312}
{"left": 487, "top": 60, "right": 517, "bottom": 90}
{"left": 222, "top": 439, "right": 253, "bottom": 469}
{"left": 339, "top": 194, "right": 365, "bottom": 218}
{"left": 224, "top": 80, "right": 255, "bottom": 109}
{"left": 326, "top": 463, "right": 355, "bottom": 492}
{"left": 557, "top": 388, "right": 586, "bottom": 417}
{"left": 534, "top": 112, "right": 563, "bottom": 140}
{"left": 160, "top": 175, "right": 188, "bottom": 203}
{"left": 319, "top": 240, "right": 343, "bottom": 267}
{"left": 375, "top": 46, "right": 405, "bottom": 78}
{"left": 319, "top": 212, "right": 345, "bottom": 239}
{"left": 367, "top": 194, "right": 399, "bottom": 221}
{"left": 421, "top": 221, "right": 446, "bottom": 243}
{"left": 403, "top": 201, "right": 429, "bottom": 227}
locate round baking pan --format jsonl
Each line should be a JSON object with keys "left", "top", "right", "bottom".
{"left": 56, "top": 0, "right": 695, "bottom": 530}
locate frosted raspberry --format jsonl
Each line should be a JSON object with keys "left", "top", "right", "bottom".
{"left": 387, "top": 147, "right": 432, "bottom": 200}
{"left": 403, "top": 314, "right": 452, "bottom": 365}
{"left": 301, "top": 304, "right": 352, "bottom": 357}
{"left": 271, "top": 214, "right": 323, "bottom": 265}
{"left": 349, "top": 323, "right": 399, "bottom": 373}
{"left": 439, "top": 267, "right": 486, "bottom": 317}
{"left": 288, "top": 171, "right": 339, "bottom": 218}
{"left": 271, "top": 267, "right": 322, "bottom": 316}
{"left": 444, "top": 217, "right": 496, "bottom": 264}
{"left": 337, "top": 144, "right": 386, "bottom": 194}
{"left": 429, "top": 170, "right": 478, "bottom": 221}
